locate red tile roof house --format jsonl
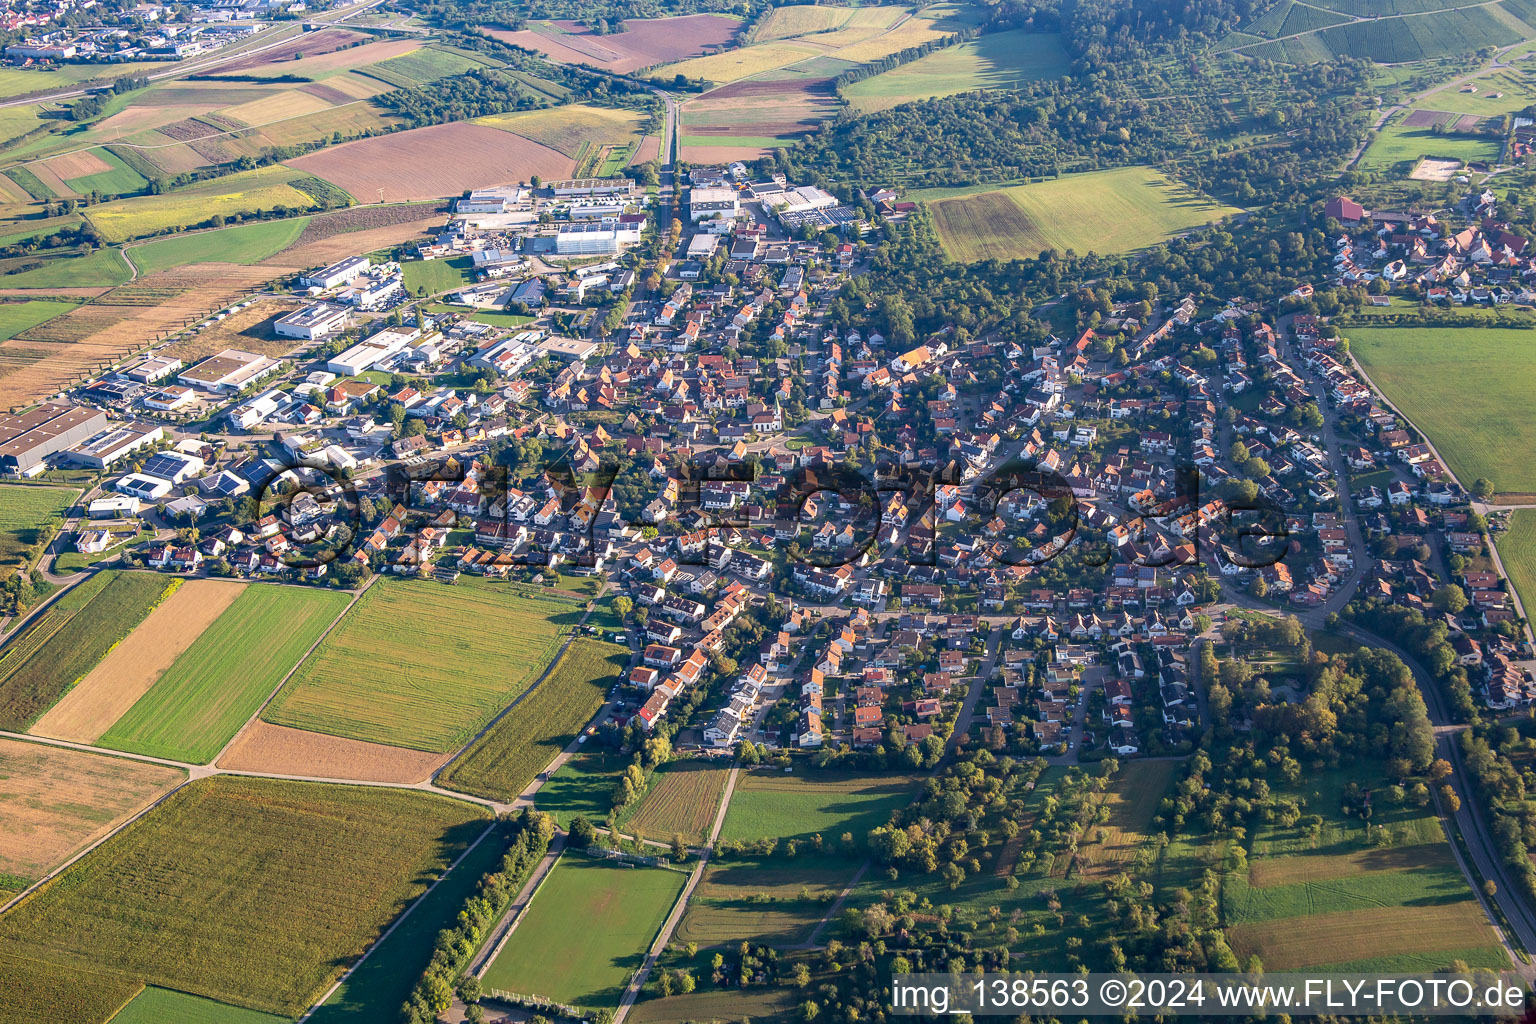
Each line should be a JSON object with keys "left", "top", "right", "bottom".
{"left": 1326, "top": 196, "right": 1367, "bottom": 223}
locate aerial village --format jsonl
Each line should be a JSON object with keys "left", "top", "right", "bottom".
{"left": 2, "top": 171, "right": 1532, "bottom": 766}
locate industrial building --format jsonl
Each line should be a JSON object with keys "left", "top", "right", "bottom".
{"left": 301, "top": 256, "right": 370, "bottom": 291}
{"left": 179, "top": 349, "right": 281, "bottom": 392}
{"left": 0, "top": 403, "right": 109, "bottom": 475}
{"left": 555, "top": 221, "right": 643, "bottom": 256}
{"left": 549, "top": 178, "right": 635, "bottom": 197}
{"left": 274, "top": 303, "right": 350, "bottom": 341}
{"left": 327, "top": 326, "right": 419, "bottom": 376}
{"left": 65, "top": 422, "right": 164, "bottom": 470}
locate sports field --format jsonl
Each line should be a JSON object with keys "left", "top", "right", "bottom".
{"left": 844, "top": 30, "right": 1072, "bottom": 112}
{"left": 0, "top": 776, "right": 489, "bottom": 1018}
{"left": 265, "top": 580, "right": 579, "bottom": 752}
{"left": 439, "top": 638, "right": 624, "bottom": 801}
{"left": 0, "top": 737, "right": 183, "bottom": 891}
{"left": 0, "top": 570, "right": 175, "bottom": 731}
{"left": 1346, "top": 325, "right": 1536, "bottom": 497}
{"left": 718, "top": 769, "right": 915, "bottom": 844}
{"left": 481, "top": 855, "right": 687, "bottom": 1009}
{"left": 96, "top": 584, "right": 351, "bottom": 763}
{"left": 623, "top": 760, "right": 732, "bottom": 845}
{"left": 0, "top": 482, "right": 74, "bottom": 568}
{"left": 927, "top": 166, "right": 1242, "bottom": 262}
{"left": 1496, "top": 510, "right": 1536, "bottom": 625}
{"left": 127, "top": 219, "right": 309, "bottom": 275}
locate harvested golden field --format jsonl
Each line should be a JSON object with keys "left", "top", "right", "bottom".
{"left": 1227, "top": 903, "right": 1500, "bottom": 970}
{"left": 157, "top": 296, "right": 305, "bottom": 362}
{"left": 211, "top": 37, "right": 423, "bottom": 80}
{"left": 220, "top": 88, "right": 333, "bottom": 127}
{"left": 474, "top": 103, "right": 643, "bottom": 157}
{"left": 218, "top": 719, "right": 452, "bottom": 784}
{"left": 38, "top": 150, "right": 112, "bottom": 180}
{"left": 287, "top": 122, "right": 573, "bottom": 202}
{"left": 0, "top": 737, "right": 184, "bottom": 888}
{"left": 26, "top": 160, "right": 76, "bottom": 199}
{"left": 30, "top": 579, "right": 246, "bottom": 744}
{"left": 1248, "top": 842, "right": 1455, "bottom": 888}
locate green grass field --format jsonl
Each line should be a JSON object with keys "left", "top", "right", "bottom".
{"left": 0, "top": 482, "right": 74, "bottom": 568}
{"left": 844, "top": 30, "right": 1072, "bottom": 112}
{"left": 1224, "top": 0, "right": 1535, "bottom": 62}
{"left": 108, "top": 987, "right": 288, "bottom": 1024}
{"left": 83, "top": 166, "right": 318, "bottom": 243}
{"left": 265, "top": 580, "right": 581, "bottom": 752}
{"left": 98, "top": 585, "right": 354, "bottom": 763}
{"left": 401, "top": 254, "right": 473, "bottom": 296}
{"left": 1496, "top": 510, "right": 1536, "bottom": 625}
{"left": 127, "top": 218, "right": 309, "bottom": 276}
{"left": 61, "top": 148, "right": 148, "bottom": 197}
{"left": 1358, "top": 112, "right": 1500, "bottom": 172}
{"left": 718, "top": 770, "right": 915, "bottom": 845}
{"left": 309, "top": 820, "right": 501, "bottom": 1024}
{"left": 676, "top": 850, "right": 857, "bottom": 946}
{"left": 0, "top": 570, "right": 173, "bottom": 731}
{"left": 536, "top": 750, "right": 627, "bottom": 831}
{"left": 926, "top": 166, "right": 1242, "bottom": 262}
{"left": 1346, "top": 325, "right": 1536, "bottom": 496}
{"left": 481, "top": 855, "right": 687, "bottom": 1010}
{"left": 0, "top": 776, "right": 489, "bottom": 1019}
{"left": 440, "top": 639, "right": 625, "bottom": 802}
{"left": 0, "top": 246, "right": 133, "bottom": 287}
{"left": 0, "top": 299, "right": 79, "bottom": 341}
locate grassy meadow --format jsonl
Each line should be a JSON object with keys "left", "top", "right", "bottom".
{"left": 718, "top": 769, "right": 915, "bottom": 845}
{"left": 440, "top": 638, "right": 625, "bottom": 802}
{"left": 926, "top": 166, "right": 1241, "bottom": 262}
{"left": 265, "top": 579, "right": 580, "bottom": 752}
{"left": 0, "top": 776, "right": 489, "bottom": 1018}
{"left": 0, "top": 482, "right": 75, "bottom": 568}
{"left": 98, "top": 584, "right": 353, "bottom": 763}
{"left": 1495, "top": 510, "right": 1536, "bottom": 627}
{"left": 1346, "top": 325, "right": 1536, "bottom": 496}
{"left": 481, "top": 855, "right": 687, "bottom": 1010}
{"left": 844, "top": 30, "right": 1072, "bottom": 112}
{"left": 126, "top": 218, "right": 309, "bottom": 275}
{"left": 0, "top": 300, "right": 80, "bottom": 342}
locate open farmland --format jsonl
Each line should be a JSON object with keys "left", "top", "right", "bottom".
{"left": 0, "top": 299, "right": 79, "bottom": 341}
{"left": 623, "top": 760, "right": 732, "bottom": 845}
{"left": 97, "top": 584, "right": 352, "bottom": 763}
{"left": 1498, "top": 511, "right": 1536, "bottom": 624}
{"left": 0, "top": 737, "right": 183, "bottom": 891}
{"left": 1228, "top": 903, "right": 1505, "bottom": 970}
{"left": 0, "top": 570, "right": 175, "bottom": 732}
{"left": 108, "top": 987, "right": 287, "bottom": 1024}
{"left": 679, "top": 76, "right": 842, "bottom": 157}
{"left": 927, "top": 166, "right": 1242, "bottom": 262}
{"left": 627, "top": 987, "right": 794, "bottom": 1024}
{"left": 126, "top": 217, "right": 308, "bottom": 275}
{"left": 307, "top": 817, "right": 509, "bottom": 1024}
{"left": 217, "top": 720, "right": 452, "bottom": 784}
{"left": 0, "top": 247, "right": 132, "bottom": 288}
{"left": 486, "top": 14, "right": 740, "bottom": 73}
{"left": 0, "top": 482, "right": 74, "bottom": 570}
{"left": 0, "top": 952, "right": 142, "bottom": 1024}
{"left": 1346, "top": 325, "right": 1536, "bottom": 497}
{"left": 676, "top": 850, "right": 856, "bottom": 946}
{"left": 30, "top": 578, "right": 247, "bottom": 744}
{"left": 0, "top": 776, "right": 490, "bottom": 1017}
{"left": 1224, "top": 0, "right": 1536, "bottom": 61}
{"left": 265, "top": 580, "right": 579, "bottom": 752}
{"left": 474, "top": 103, "right": 644, "bottom": 158}
{"left": 287, "top": 122, "right": 574, "bottom": 203}
{"left": 844, "top": 30, "right": 1072, "bottom": 112}
{"left": 718, "top": 770, "right": 915, "bottom": 844}
{"left": 440, "top": 639, "right": 625, "bottom": 801}
{"left": 481, "top": 854, "right": 687, "bottom": 1009}
{"left": 82, "top": 167, "right": 322, "bottom": 243}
